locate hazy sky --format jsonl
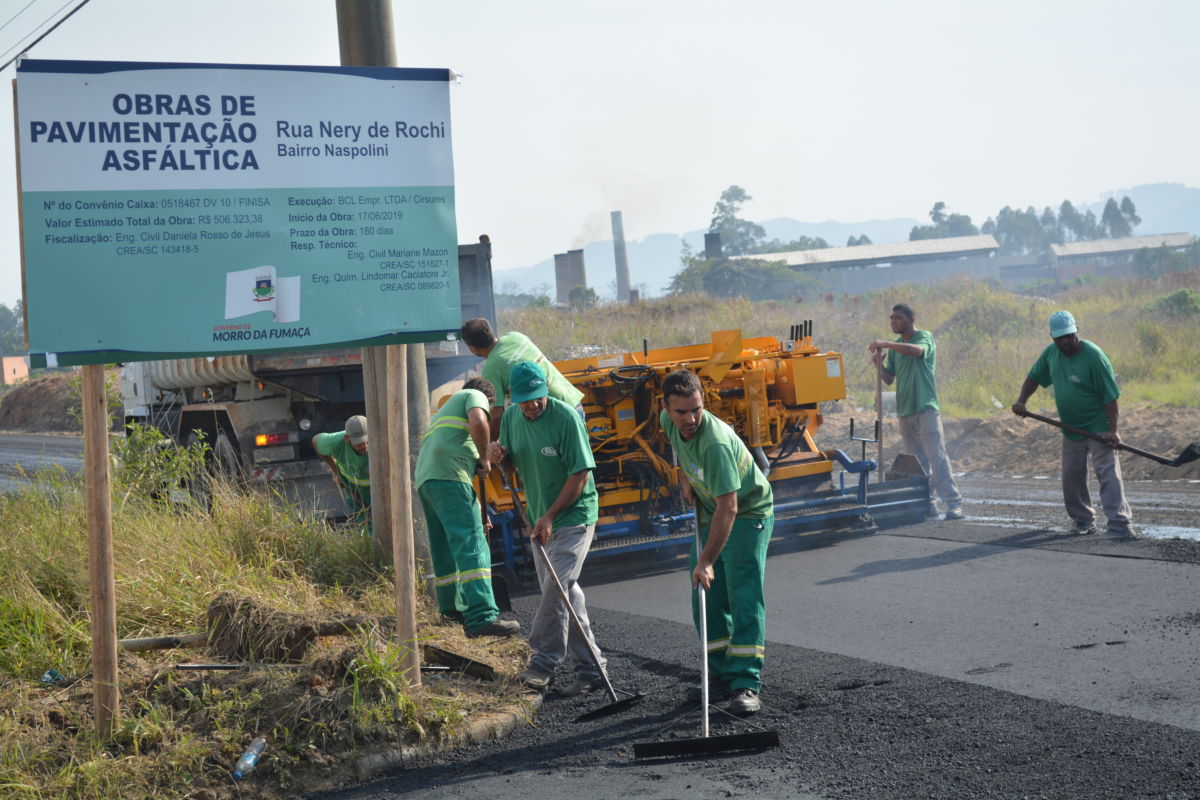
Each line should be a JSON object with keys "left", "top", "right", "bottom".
{"left": 1, "top": 0, "right": 1197, "bottom": 306}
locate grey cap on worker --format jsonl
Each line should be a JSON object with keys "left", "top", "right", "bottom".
{"left": 345, "top": 415, "right": 368, "bottom": 445}
{"left": 1048, "top": 310, "right": 1077, "bottom": 338}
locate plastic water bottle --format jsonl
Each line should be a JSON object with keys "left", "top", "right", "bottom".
{"left": 232, "top": 737, "right": 267, "bottom": 780}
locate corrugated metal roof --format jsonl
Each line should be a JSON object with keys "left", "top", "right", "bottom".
{"left": 1050, "top": 233, "right": 1194, "bottom": 258}
{"left": 730, "top": 234, "right": 998, "bottom": 268}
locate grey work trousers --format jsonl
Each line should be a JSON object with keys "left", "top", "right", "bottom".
{"left": 897, "top": 408, "right": 962, "bottom": 508}
{"left": 1062, "top": 437, "right": 1133, "bottom": 532}
{"left": 528, "top": 522, "right": 606, "bottom": 678}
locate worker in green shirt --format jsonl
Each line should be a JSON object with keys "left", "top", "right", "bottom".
{"left": 660, "top": 369, "right": 774, "bottom": 716}
{"left": 869, "top": 302, "right": 964, "bottom": 520}
{"left": 487, "top": 361, "right": 605, "bottom": 697}
{"left": 314, "top": 415, "right": 371, "bottom": 528}
{"left": 1012, "top": 310, "right": 1133, "bottom": 537}
{"left": 414, "top": 377, "right": 520, "bottom": 638}
{"left": 460, "top": 317, "right": 584, "bottom": 439}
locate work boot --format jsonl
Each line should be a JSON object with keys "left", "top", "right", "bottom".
{"left": 465, "top": 618, "right": 521, "bottom": 638}
{"left": 1068, "top": 522, "right": 1098, "bottom": 536}
{"left": 558, "top": 674, "right": 605, "bottom": 697}
{"left": 519, "top": 668, "right": 551, "bottom": 692}
{"left": 943, "top": 506, "right": 965, "bottom": 521}
{"left": 727, "top": 688, "right": 762, "bottom": 715}
{"left": 686, "top": 678, "right": 729, "bottom": 703}
{"left": 1108, "top": 525, "right": 1139, "bottom": 539}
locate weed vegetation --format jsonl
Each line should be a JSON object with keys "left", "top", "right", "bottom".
{"left": 502, "top": 270, "right": 1200, "bottom": 415}
{"left": 0, "top": 433, "right": 528, "bottom": 799}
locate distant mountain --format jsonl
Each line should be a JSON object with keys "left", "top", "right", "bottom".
{"left": 493, "top": 218, "right": 920, "bottom": 299}
{"left": 492, "top": 184, "right": 1199, "bottom": 299}
{"left": 1082, "top": 183, "right": 1200, "bottom": 237}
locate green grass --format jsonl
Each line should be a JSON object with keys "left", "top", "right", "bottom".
{"left": 503, "top": 269, "right": 1200, "bottom": 415}
{"left": 0, "top": 440, "right": 506, "bottom": 799}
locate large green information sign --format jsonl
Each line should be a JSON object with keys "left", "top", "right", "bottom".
{"left": 16, "top": 60, "right": 460, "bottom": 366}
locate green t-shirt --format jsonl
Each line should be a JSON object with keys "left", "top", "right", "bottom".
{"left": 481, "top": 331, "right": 584, "bottom": 409}
{"left": 884, "top": 329, "right": 940, "bottom": 417}
{"left": 414, "top": 388, "right": 490, "bottom": 488}
{"left": 1027, "top": 339, "right": 1120, "bottom": 440}
{"left": 659, "top": 409, "right": 773, "bottom": 524}
{"left": 500, "top": 397, "right": 597, "bottom": 530}
{"left": 314, "top": 431, "right": 371, "bottom": 503}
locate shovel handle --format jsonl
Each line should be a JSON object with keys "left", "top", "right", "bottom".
{"left": 1021, "top": 410, "right": 1175, "bottom": 465}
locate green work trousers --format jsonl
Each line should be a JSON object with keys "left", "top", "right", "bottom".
{"left": 690, "top": 513, "right": 773, "bottom": 692}
{"left": 418, "top": 480, "right": 499, "bottom": 632}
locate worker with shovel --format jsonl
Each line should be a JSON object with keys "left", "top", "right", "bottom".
{"left": 487, "top": 360, "right": 606, "bottom": 696}
{"left": 1012, "top": 310, "right": 1134, "bottom": 537}
{"left": 660, "top": 369, "right": 774, "bottom": 716}
{"left": 414, "top": 377, "right": 520, "bottom": 639}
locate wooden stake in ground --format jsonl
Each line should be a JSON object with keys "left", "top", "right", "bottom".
{"left": 82, "top": 363, "right": 119, "bottom": 739}
{"left": 387, "top": 343, "right": 420, "bottom": 685}
{"left": 338, "top": 0, "right": 420, "bottom": 686}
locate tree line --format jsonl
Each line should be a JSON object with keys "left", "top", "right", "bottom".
{"left": 0, "top": 301, "right": 24, "bottom": 356}
{"left": 911, "top": 197, "right": 1143, "bottom": 255}
{"left": 669, "top": 186, "right": 1169, "bottom": 300}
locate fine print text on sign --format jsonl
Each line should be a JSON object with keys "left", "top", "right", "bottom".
{"left": 16, "top": 60, "right": 460, "bottom": 366}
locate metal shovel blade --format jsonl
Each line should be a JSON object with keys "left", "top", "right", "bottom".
{"left": 1169, "top": 442, "right": 1200, "bottom": 467}
{"left": 633, "top": 729, "right": 780, "bottom": 759}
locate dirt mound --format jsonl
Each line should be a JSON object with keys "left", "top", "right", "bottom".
{"left": 0, "top": 373, "right": 80, "bottom": 432}
{"left": 0, "top": 370, "right": 123, "bottom": 432}
{"left": 821, "top": 403, "right": 1200, "bottom": 481}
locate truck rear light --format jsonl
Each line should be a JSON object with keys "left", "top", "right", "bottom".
{"left": 255, "top": 432, "right": 298, "bottom": 447}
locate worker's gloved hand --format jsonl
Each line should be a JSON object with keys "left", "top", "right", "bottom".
{"left": 1011, "top": 402, "right": 1028, "bottom": 417}
{"left": 1102, "top": 431, "right": 1121, "bottom": 448}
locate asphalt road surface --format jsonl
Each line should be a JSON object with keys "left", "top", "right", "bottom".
{"left": 5, "top": 433, "right": 1198, "bottom": 797}
{"left": 0, "top": 432, "right": 84, "bottom": 492}
{"left": 318, "top": 504, "right": 1200, "bottom": 800}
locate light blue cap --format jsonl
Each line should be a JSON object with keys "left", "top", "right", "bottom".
{"left": 1049, "top": 310, "right": 1077, "bottom": 338}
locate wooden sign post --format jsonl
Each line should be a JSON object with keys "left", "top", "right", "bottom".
{"left": 81, "top": 363, "right": 119, "bottom": 739}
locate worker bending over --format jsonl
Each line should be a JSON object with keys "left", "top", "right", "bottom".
{"left": 314, "top": 415, "right": 371, "bottom": 529}
{"left": 414, "top": 377, "right": 520, "bottom": 638}
{"left": 460, "top": 317, "right": 584, "bottom": 438}
{"left": 660, "top": 369, "right": 774, "bottom": 715}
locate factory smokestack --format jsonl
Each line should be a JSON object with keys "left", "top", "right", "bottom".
{"left": 554, "top": 252, "right": 571, "bottom": 305}
{"left": 611, "top": 211, "right": 631, "bottom": 302}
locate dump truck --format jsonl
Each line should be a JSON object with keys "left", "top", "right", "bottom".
{"left": 481, "top": 326, "right": 933, "bottom": 580}
{"left": 119, "top": 240, "right": 497, "bottom": 515}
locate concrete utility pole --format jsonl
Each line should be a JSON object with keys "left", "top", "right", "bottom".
{"left": 335, "top": 0, "right": 420, "bottom": 686}
{"left": 611, "top": 211, "right": 631, "bottom": 302}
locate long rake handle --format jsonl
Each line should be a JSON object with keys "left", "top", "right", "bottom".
{"left": 1022, "top": 411, "right": 1178, "bottom": 465}
{"left": 533, "top": 540, "right": 620, "bottom": 702}
{"left": 699, "top": 584, "right": 709, "bottom": 739}
{"left": 505, "top": 473, "right": 619, "bottom": 702}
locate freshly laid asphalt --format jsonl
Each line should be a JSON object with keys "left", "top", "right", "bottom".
{"left": 317, "top": 519, "right": 1200, "bottom": 800}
